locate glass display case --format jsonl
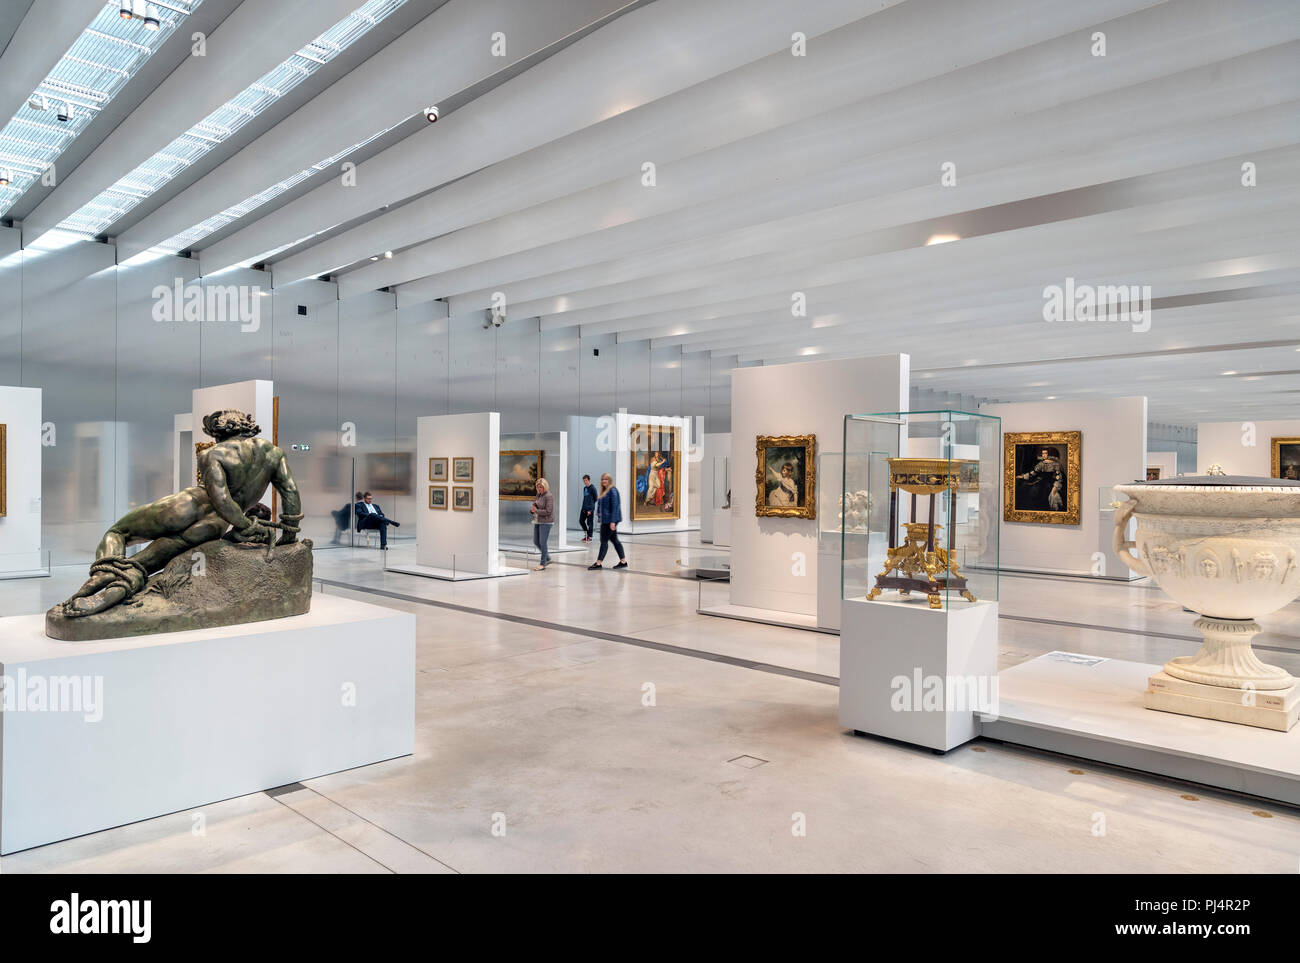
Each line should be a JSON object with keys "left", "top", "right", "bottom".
{"left": 842, "top": 410, "right": 1000, "bottom": 611}
{"left": 816, "top": 451, "right": 848, "bottom": 555}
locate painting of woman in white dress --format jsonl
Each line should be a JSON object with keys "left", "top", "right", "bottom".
{"left": 755, "top": 434, "right": 816, "bottom": 519}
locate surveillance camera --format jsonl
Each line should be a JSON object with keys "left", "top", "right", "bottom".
{"left": 422, "top": 105, "right": 440, "bottom": 123}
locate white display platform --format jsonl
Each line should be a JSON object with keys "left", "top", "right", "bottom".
{"left": 0, "top": 594, "right": 415, "bottom": 854}
{"left": 981, "top": 654, "right": 1300, "bottom": 806}
{"left": 840, "top": 597, "right": 998, "bottom": 752}
{"left": 698, "top": 602, "right": 829, "bottom": 633}
{"left": 388, "top": 561, "right": 529, "bottom": 581}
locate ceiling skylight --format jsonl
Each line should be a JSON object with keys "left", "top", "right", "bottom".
{"left": 61, "top": 0, "right": 407, "bottom": 241}
{"left": 0, "top": 1, "right": 201, "bottom": 222}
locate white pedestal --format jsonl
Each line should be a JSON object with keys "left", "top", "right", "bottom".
{"left": 816, "top": 544, "right": 841, "bottom": 632}
{"left": 0, "top": 594, "right": 415, "bottom": 854}
{"left": 981, "top": 655, "right": 1300, "bottom": 805}
{"left": 1146, "top": 670, "right": 1298, "bottom": 732}
{"left": 839, "top": 597, "right": 998, "bottom": 752}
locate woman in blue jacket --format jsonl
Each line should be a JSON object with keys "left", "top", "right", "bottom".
{"left": 588, "top": 472, "right": 628, "bottom": 570}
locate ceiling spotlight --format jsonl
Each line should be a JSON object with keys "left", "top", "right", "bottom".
{"left": 143, "top": 4, "right": 160, "bottom": 30}
{"left": 56, "top": 102, "right": 73, "bottom": 123}
{"left": 120, "top": 1, "right": 133, "bottom": 18}
{"left": 0, "top": 172, "right": 10, "bottom": 188}
{"left": 422, "top": 105, "right": 440, "bottom": 123}
{"left": 369, "top": 255, "right": 379, "bottom": 261}
{"left": 383, "top": 250, "right": 393, "bottom": 259}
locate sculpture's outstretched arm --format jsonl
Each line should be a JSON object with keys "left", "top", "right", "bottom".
{"left": 273, "top": 452, "right": 303, "bottom": 543}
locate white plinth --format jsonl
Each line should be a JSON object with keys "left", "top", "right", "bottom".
{"left": 981, "top": 655, "right": 1300, "bottom": 805}
{"left": 839, "top": 597, "right": 998, "bottom": 752}
{"left": 0, "top": 594, "right": 415, "bottom": 854}
{"left": 1146, "top": 670, "right": 1298, "bottom": 732}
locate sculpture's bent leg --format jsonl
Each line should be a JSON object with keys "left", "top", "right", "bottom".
{"left": 61, "top": 557, "right": 150, "bottom": 617}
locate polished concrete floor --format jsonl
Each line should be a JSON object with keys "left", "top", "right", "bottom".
{"left": 2, "top": 532, "right": 1298, "bottom": 873}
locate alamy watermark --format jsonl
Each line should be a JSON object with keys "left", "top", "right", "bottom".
{"left": 152, "top": 279, "right": 263, "bottom": 332}
{"left": 1, "top": 669, "right": 103, "bottom": 722}
{"left": 1042, "top": 277, "right": 1151, "bottom": 333}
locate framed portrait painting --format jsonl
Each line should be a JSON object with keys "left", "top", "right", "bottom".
{"left": 1271, "top": 437, "right": 1300, "bottom": 480}
{"left": 1146, "top": 466, "right": 1162, "bottom": 481}
{"left": 429, "top": 457, "right": 448, "bottom": 482}
{"left": 755, "top": 434, "right": 816, "bottom": 519}
{"left": 630, "top": 424, "right": 681, "bottom": 521}
{"left": 429, "top": 485, "right": 448, "bottom": 509}
{"left": 499, "top": 449, "right": 543, "bottom": 500}
{"left": 452, "top": 486, "right": 473, "bottom": 511}
{"left": 1003, "top": 431, "right": 1082, "bottom": 524}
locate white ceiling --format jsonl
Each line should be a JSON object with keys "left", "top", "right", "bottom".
{"left": 2, "top": 0, "right": 1297, "bottom": 423}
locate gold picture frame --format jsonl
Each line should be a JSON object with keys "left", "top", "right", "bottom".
{"left": 499, "top": 449, "right": 543, "bottom": 500}
{"left": 1004, "top": 431, "right": 1082, "bottom": 525}
{"left": 0, "top": 423, "right": 6, "bottom": 517}
{"left": 452, "top": 456, "right": 474, "bottom": 483}
{"left": 1146, "top": 466, "right": 1162, "bottom": 481}
{"left": 429, "top": 457, "right": 448, "bottom": 482}
{"left": 452, "top": 485, "right": 473, "bottom": 511}
{"left": 755, "top": 434, "right": 817, "bottom": 519}
{"left": 429, "top": 485, "right": 448, "bottom": 509}
{"left": 195, "top": 441, "right": 215, "bottom": 484}
{"left": 1271, "top": 437, "right": 1300, "bottom": 480}
{"left": 630, "top": 424, "right": 682, "bottom": 521}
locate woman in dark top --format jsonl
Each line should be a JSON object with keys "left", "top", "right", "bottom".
{"left": 589, "top": 472, "right": 627, "bottom": 570}
{"left": 530, "top": 477, "right": 554, "bottom": 570}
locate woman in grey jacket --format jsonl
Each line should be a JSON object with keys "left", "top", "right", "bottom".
{"left": 530, "top": 477, "right": 554, "bottom": 570}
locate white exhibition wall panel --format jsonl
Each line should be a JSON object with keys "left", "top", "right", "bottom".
{"left": 192, "top": 380, "right": 274, "bottom": 442}
{"left": 613, "top": 411, "right": 693, "bottom": 535}
{"left": 416, "top": 412, "right": 500, "bottom": 572}
{"left": 730, "top": 354, "right": 909, "bottom": 616}
{"left": 0, "top": 386, "right": 43, "bottom": 575}
{"left": 1197, "top": 419, "right": 1300, "bottom": 477}
{"left": 700, "top": 432, "right": 732, "bottom": 543}
{"left": 980, "top": 396, "right": 1147, "bottom": 576}
{"left": 1147, "top": 451, "right": 1179, "bottom": 478}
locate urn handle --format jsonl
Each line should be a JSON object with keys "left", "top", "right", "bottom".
{"left": 1111, "top": 498, "right": 1150, "bottom": 577}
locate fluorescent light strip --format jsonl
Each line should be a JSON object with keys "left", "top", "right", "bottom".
{"left": 0, "top": 0, "right": 199, "bottom": 219}
{"left": 64, "top": 0, "right": 407, "bottom": 240}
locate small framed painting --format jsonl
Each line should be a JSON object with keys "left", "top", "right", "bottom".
{"left": 1145, "top": 466, "right": 1162, "bottom": 481}
{"left": 453, "top": 485, "right": 473, "bottom": 511}
{"left": 429, "top": 457, "right": 448, "bottom": 482}
{"left": 755, "top": 434, "right": 817, "bottom": 519}
{"left": 1271, "top": 437, "right": 1300, "bottom": 480}
{"left": 453, "top": 457, "right": 474, "bottom": 483}
{"left": 429, "top": 485, "right": 448, "bottom": 509}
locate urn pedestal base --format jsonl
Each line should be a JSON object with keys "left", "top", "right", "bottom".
{"left": 1145, "top": 671, "right": 1299, "bottom": 732}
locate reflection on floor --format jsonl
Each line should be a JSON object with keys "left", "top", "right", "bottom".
{"left": 1, "top": 532, "right": 1297, "bottom": 873}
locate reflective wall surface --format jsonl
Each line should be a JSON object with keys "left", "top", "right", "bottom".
{"left": 0, "top": 229, "right": 735, "bottom": 563}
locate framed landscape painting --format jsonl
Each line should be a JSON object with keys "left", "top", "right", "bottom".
{"left": 1272, "top": 437, "right": 1300, "bottom": 480}
{"left": 630, "top": 424, "right": 681, "bottom": 521}
{"left": 429, "top": 457, "right": 448, "bottom": 482}
{"left": 1003, "top": 431, "right": 1082, "bottom": 524}
{"left": 453, "top": 486, "right": 473, "bottom": 511}
{"left": 499, "top": 449, "right": 543, "bottom": 500}
{"left": 755, "top": 434, "right": 816, "bottom": 519}
{"left": 429, "top": 485, "right": 447, "bottom": 509}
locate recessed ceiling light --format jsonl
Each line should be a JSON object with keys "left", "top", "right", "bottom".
{"left": 1221, "top": 370, "right": 1237, "bottom": 376}
{"left": 1045, "top": 395, "right": 1057, "bottom": 400}
{"left": 369, "top": 255, "right": 378, "bottom": 261}
{"left": 925, "top": 233, "right": 961, "bottom": 246}
{"left": 383, "top": 250, "right": 393, "bottom": 259}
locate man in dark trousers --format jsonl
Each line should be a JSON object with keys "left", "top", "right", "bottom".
{"left": 579, "top": 473, "right": 598, "bottom": 541}
{"left": 355, "top": 490, "right": 400, "bottom": 549}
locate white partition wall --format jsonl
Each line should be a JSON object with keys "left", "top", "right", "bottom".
{"left": 980, "top": 396, "right": 1147, "bottom": 577}
{"left": 0, "top": 387, "right": 45, "bottom": 578}
{"left": 615, "top": 411, "right": 694, "bottom": 535}
{"left": 1198, "top": 419, "right": 1300, "bottom": 476}
{"left": 1147, "top": 451, "right": 1178, "bottom": 479}
{"left": 192, "top": 380, "right": 274, "bottom": 440}
{"left": 725, "top": 354, "right": 909, "bottom": 621}
{"left": 564, "top": 415, "right": 616, "bottom": 535}
{"left": 394, "top": 411, "right": 525, "bottom": 579}
{"left": 700, "top": 431, "right": 731, "bottom": 545}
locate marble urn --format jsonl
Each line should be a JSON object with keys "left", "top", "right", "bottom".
{"left": 1112, "top": 473, "right": 1300, "bottom": 730}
